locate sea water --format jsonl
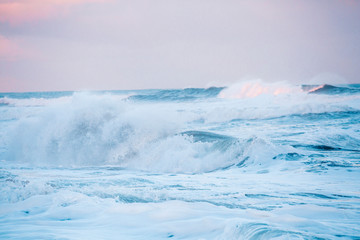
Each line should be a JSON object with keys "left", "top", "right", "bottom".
{"left": 0, "top": 81, "right": 359, "bottom": 239}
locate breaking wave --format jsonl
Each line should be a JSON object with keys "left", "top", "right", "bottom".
{"left": 2, "top": 81, "right": 360, "bottom": 173}
{"left": 4, "top": 93, "right": 282, "bottom": 173}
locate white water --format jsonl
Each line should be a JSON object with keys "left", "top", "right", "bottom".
{"left": 1, "top": 82, "right": 360, "bottom": 239}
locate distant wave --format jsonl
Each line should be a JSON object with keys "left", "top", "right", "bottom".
{"left": 1, "top": 83, "right": 359, "bottom": 107}
{"left": 219, "top": 81, "right": 360, "bottom": 99}
{"left": 302, "top": 84, "right": 360, "bottom": 95}
{"left": 0, "top": 88, "right": 224, "bottom": 106}
{"left": 0, "top": 91, "right": 73, "bottom": 100}
{"left": 126, "top": 87, "right": 224, "bottom": 102}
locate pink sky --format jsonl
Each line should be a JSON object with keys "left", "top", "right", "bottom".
{"left": 0, "top": 0, "right": 109, "bottom": 25}
{"left": 0, "top": 0, "right": 359, "bottom": 92}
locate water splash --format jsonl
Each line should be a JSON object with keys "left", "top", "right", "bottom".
{"left": 218, "top": 80, "right": 300, "bottom": 99}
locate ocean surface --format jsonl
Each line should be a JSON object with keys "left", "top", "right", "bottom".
{"left": 0, "top": 81, "right": 359, "bottom": 239}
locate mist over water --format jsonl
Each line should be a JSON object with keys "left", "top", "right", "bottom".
{"left": 1, "top": 81, "right": 360, "bottom": 239}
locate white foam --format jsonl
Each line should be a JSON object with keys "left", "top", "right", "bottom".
{"left": 1, "top": 169, "right": 359, "bottom": 239}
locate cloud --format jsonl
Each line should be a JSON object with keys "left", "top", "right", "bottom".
{"left": 0, "top": 0, "right": 109, "bottom": 25}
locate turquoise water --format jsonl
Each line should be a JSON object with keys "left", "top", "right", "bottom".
{"left": 0, "top": 82, "right": 359, "bottom": 239}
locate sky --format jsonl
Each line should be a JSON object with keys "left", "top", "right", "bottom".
{"left": 0, "top": 0, "right": 360, "bottom": 92}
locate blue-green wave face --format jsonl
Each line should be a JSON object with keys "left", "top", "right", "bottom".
{"left": 0, "top": 81, "right": 360, "bottom": 239}
{"left": 302, "top": 84, "right": 360, "bottom": 95}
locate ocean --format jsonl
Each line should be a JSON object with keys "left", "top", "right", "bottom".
{"left": 0, "top": 81, "right": 359, "bottom": 239}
